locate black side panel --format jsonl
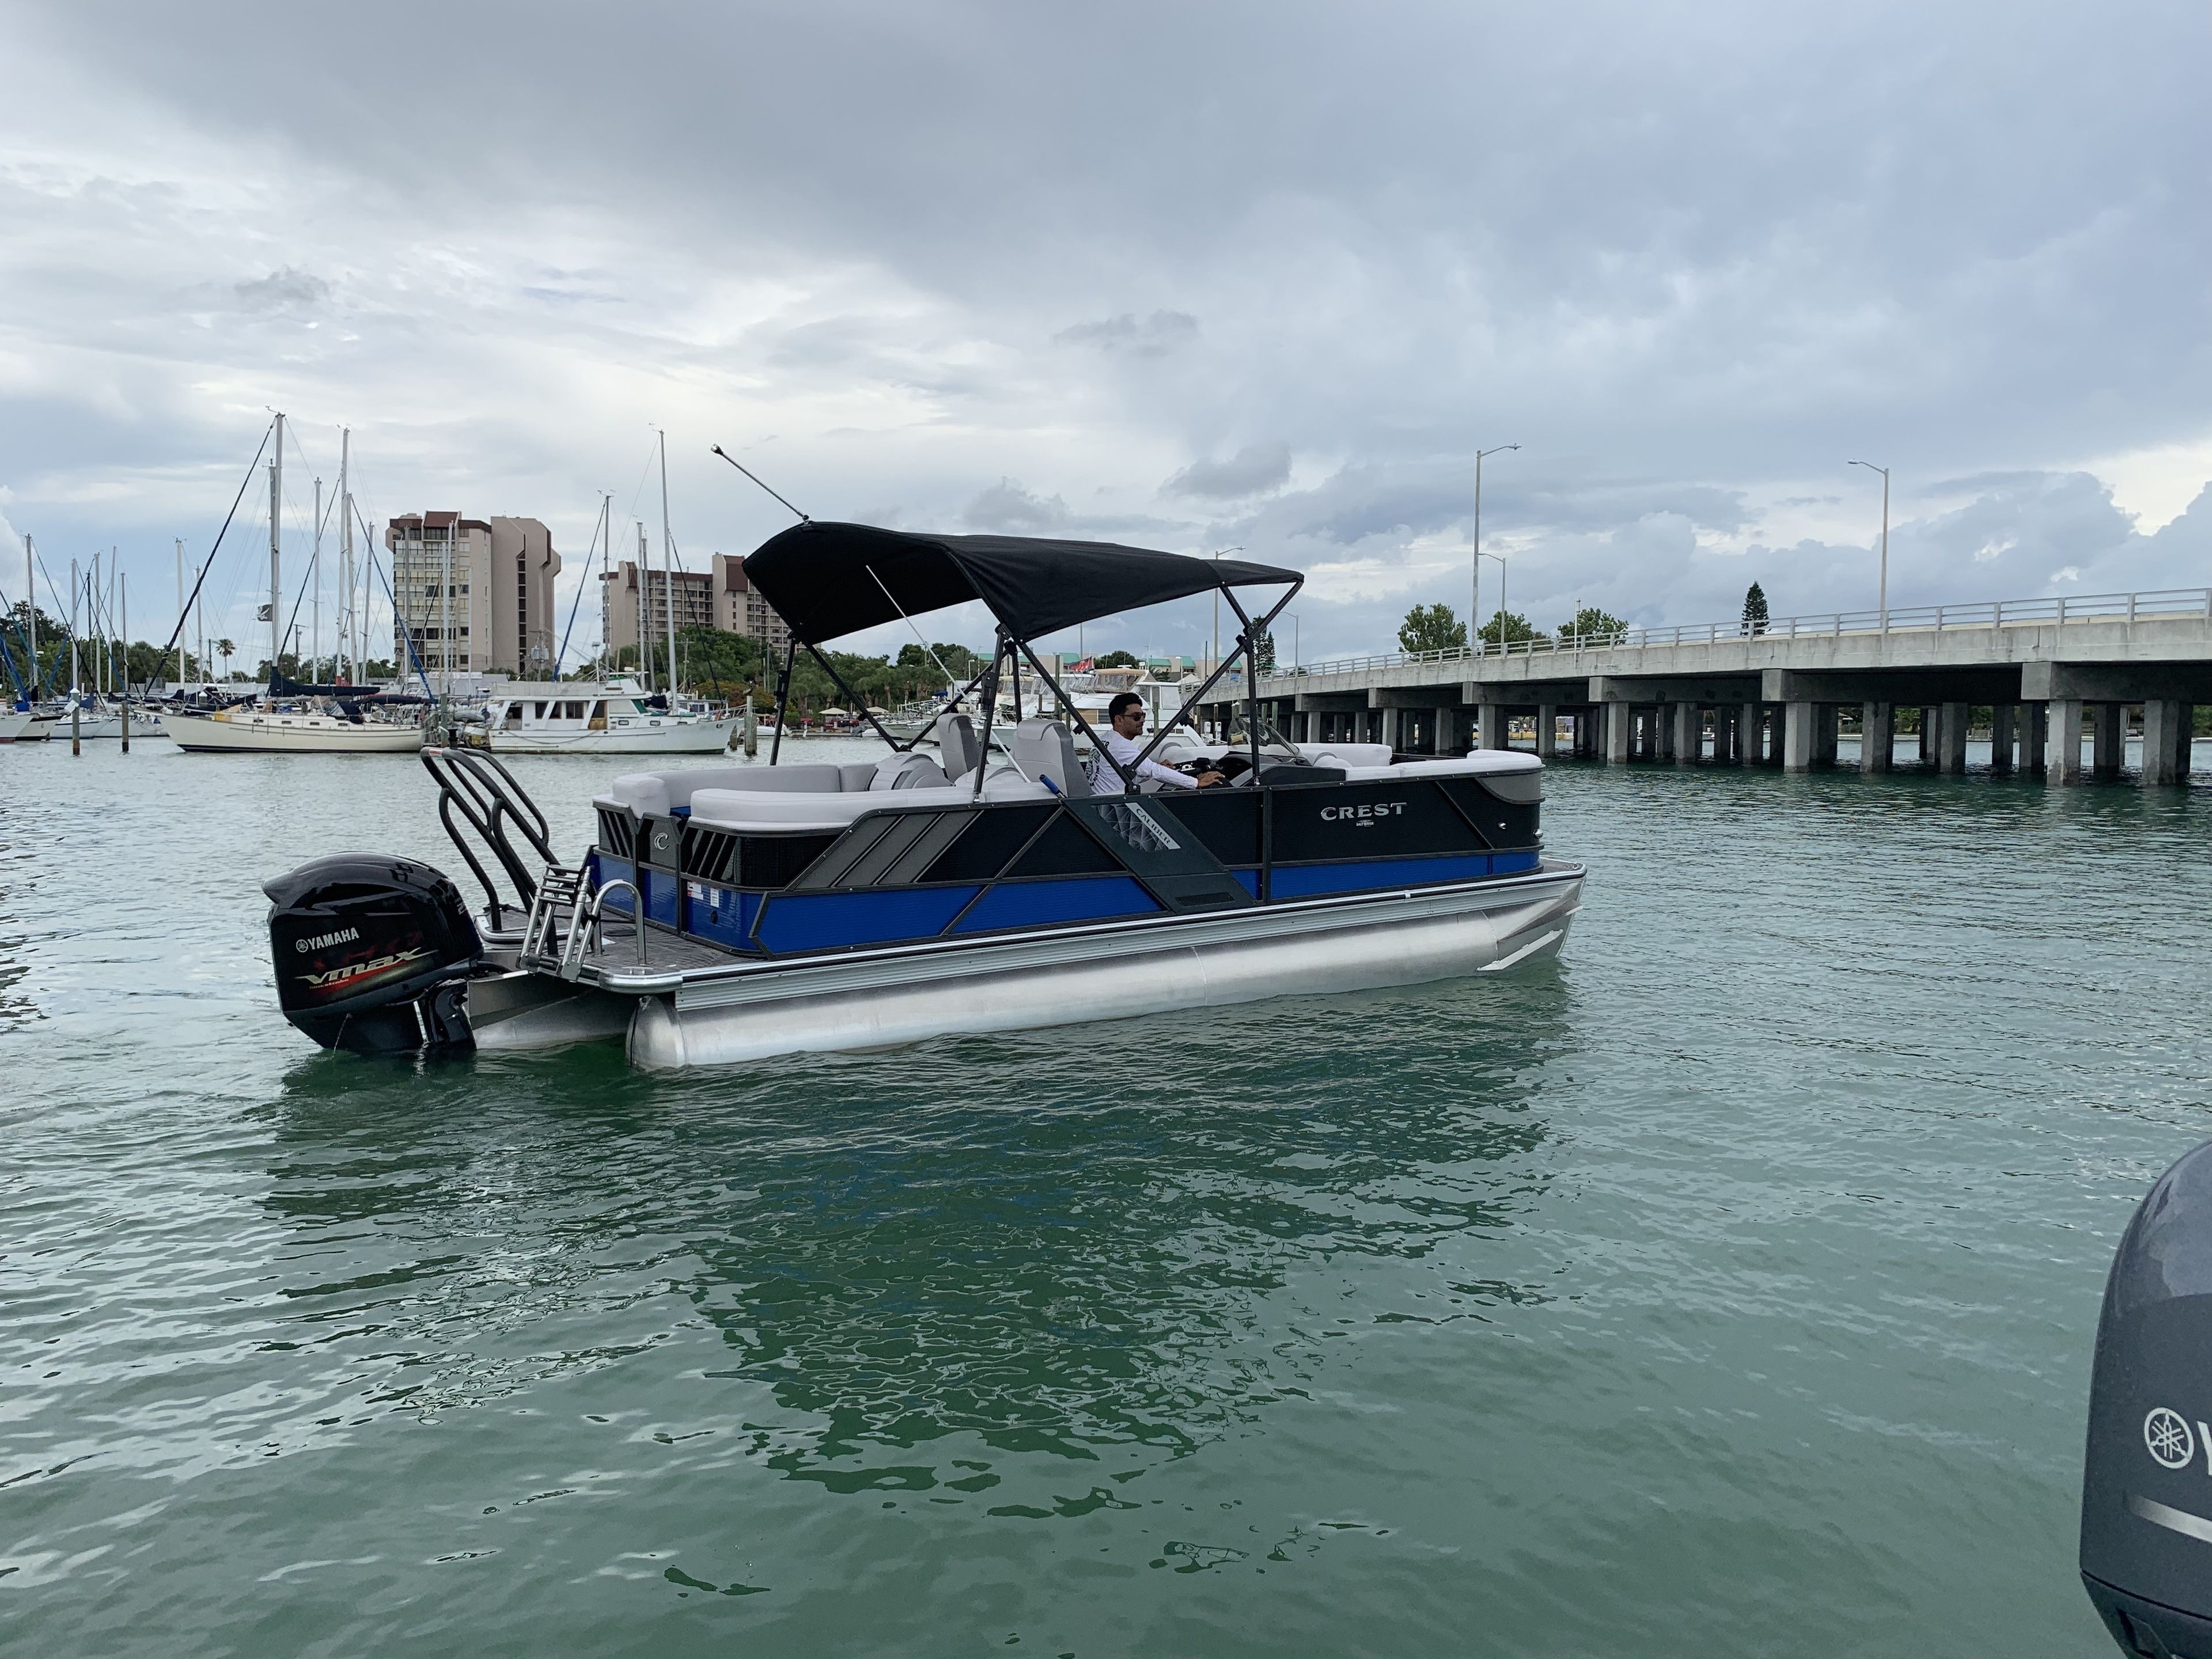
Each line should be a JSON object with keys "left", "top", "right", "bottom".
{"left": 1438, "top": 777, "right": 1539, "bottom": 850}
{"left": 1009, "top": 813, "right": 1122, "bottom": 877}
{"left": 919, "top": 804, "right": 1055, "bottom": 883}
{"left": 595, "top": 806, "right": 637, "bottom": 861}
{"left": 738, "top": 831, "right": 842, "bottom": 889}
{"left": 1268, "top": 779, "right": 1488, "bottom": 862}
{"left": 1163, "top": 789, "right": 1261, "bottom": 866}
{"left": 681, "top": 823, "right": 740, "bottom": 882}
{"left": 1066, "top": 797, "right": 1253, "bottom": 912}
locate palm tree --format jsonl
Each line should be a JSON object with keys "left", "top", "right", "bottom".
{"left": 216, "top": 638, "right": 235, "bottom": 680}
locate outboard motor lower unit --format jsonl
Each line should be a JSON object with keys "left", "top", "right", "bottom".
{"left": 264, "top": 854, "right": 483, "bottom": 1052}
{"left": 2083, "top": 1139, "right": 2212, "bottom": 1656}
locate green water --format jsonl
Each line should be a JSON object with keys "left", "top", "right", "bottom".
{"left": 5, "top": 740, "right": 2205, "bottom": 1655}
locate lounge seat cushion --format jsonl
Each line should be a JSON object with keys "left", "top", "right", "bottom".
{"left": 607, "top": 763, "right": 844, "bottom": 818}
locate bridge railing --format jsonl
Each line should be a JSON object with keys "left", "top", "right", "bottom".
{"left": 1268, "top": 587, "right": 2212, "bottom": 681}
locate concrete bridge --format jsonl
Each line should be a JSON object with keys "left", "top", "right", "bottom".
{"left": 1207, "top": 588, "right": 2212, "bottom": 785}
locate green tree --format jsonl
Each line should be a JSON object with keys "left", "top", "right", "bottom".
{"left": 216, "top": 638, "right": 236, "bottom": 679}
{"left": 1741, "top": 581, "right": 1769, "bottom": 636}
{"left": 1475, "top": 609, "right": 1544, "bottom": 648}
{"left": 1397, "top": 603, "right": 1467, "bottom": 654}
{"left": 1556, "top": 605, "right": 1627, "bottom": 644}
{"left": 1250, "top": 627, "right": 1275, "bottom": 672}
{"left": 1094, "top": 649, "right": 1140, "bottom": 669}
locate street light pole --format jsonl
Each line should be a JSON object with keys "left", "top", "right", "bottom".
{"left": 1849, "top": 460, "right": 1891, "bottom": 632}
{"left": 1472, "top": 444, "right": 1519, "bottom": 656}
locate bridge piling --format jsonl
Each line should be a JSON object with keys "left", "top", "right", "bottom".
{"left": 1672, "top": 702, "right": 1699, "bottom": 765}
{"left": 1862, "top": 702, "right": 1895, "bottom": 772}
{"left": 1938, "top": 702, "right": 1969, "bottom": 774}
{"left": 2051, "top": 700, "right": 2086, "bottom": 783}
{"left": 2093, "top": 704, "right": 2124, "bottom": 781}
{"left": 2143, "top": 700, "right": 2186, "bottom": 786}
{"left": 1784, "top": 701, "right": 1814, "bottom": 772}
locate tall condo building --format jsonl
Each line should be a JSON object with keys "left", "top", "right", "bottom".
{"left": 386, "top": 513, "right": 562, "bottom": 676}
{"left": 602, "top": 553, "right": 791, "bottom": 661}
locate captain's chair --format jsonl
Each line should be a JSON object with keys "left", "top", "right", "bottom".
{"left": 931, "top": 710, "right": 980, "bottom": 782}
{"left": 1007, "top": 717, "right": 1092, "bottom": 798}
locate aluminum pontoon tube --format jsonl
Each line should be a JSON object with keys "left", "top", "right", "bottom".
{"left": 625, "top": 862, "right": 1581, "bottom": 1071}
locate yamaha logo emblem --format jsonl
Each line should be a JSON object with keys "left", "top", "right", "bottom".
{"left": 2146, "top": 1407, "right": 2196, "bottom": 1469}
{"left": 294, "top": 926, "right": 362, "bottom": 954}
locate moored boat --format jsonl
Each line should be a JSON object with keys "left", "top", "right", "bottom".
{"left": 165, "top": 701, "right": 425, "bottom": 754}
{"left": 260, "top": 522, "right": 1582, "bottom": 1069}
{"left": 460, "top": 675, "right": 737, "bottom": 754}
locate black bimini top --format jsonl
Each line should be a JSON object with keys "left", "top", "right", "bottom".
{"left": 741, "top": 521, "right": 1300, "bottom": 646}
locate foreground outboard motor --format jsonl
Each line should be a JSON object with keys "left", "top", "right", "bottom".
{"left": 264, "top": 854, "right": 483, "bottom": 1052}
{"left": 2083, "top": 1139, "right": 2212, "bottom": 1656}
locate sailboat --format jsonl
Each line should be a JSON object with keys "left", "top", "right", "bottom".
{"left": 163, "top": 414, "right": 426, "bottom": 756}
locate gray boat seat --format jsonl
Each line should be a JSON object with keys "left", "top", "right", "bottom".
{"left": 838, "top": 762, "right": 880, "bottom": 791}
{"left": 870, "top": 751, "right": 950, "bottom": 791}
{"left": 1007, "top": 717, "right": 1091, "bottom": 798}
{"left": 690, "top": 783, "right": 980, "bottom": 831}
{"left": 932, "top": 710, "right": 980, "bottom": 781}
{"left": 603, "top": 762, "right": 850, "bottom": 819}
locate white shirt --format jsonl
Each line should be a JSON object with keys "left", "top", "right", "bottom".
{"left": 1089, "top": 727, "right": 1196, "bottom": 793}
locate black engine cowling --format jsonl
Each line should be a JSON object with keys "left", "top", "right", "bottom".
{"left": 264, "top": 854, "right": 483, "bottom": 1052}
{"left": 2082, "top": 1138, "right": 2212, "bottom": 1656}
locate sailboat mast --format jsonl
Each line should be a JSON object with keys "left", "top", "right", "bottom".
{"left": 269, "top": 411, "right": 285, "bottom": 682}
{"left": 24, "top": 535, "right": 33, "bottom": 686}
{"left": 175, "top": 539, "right": 185, "bottom": 683}
{"left": 337, "top": 427, "right": 353, "bottom": 683}
{"left": 69, "top": 556, "right": 79, "bottom": 694}
{"left": 312, "top": 476, "right": 323, "bottom": 680}
{"left": 658, "top": 429, "right": 678, "bottom": 698}
{"left": 637, "top": 522, "right": 650, "bottom": 692}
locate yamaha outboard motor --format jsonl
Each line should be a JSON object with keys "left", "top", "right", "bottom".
{"left": 264, "top": 854, "right": 483, "bottom": 1052}
{"left": 2083, "top": 1139, "right": 2212, "bottom": 1656}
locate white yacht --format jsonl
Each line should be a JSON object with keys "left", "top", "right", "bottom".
{"left": 463, "top": 676, "right": 738, "bottom": 755}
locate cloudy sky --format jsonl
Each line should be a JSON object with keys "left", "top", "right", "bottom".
{"left": 1, "top": 0, "right": 2206, "bottom": 667}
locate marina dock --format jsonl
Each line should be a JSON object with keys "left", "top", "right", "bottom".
{"left": 1230, "top": 586, "right": 2212, "bottom": 784}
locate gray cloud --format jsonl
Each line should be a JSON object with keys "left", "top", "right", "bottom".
{"left": 1162, "top": 442, "right": 1290, "bottom": 501}
{"left": 232, "top": 267, "right": 329, "bottom": 312}
{"left": 963, "top": 479, "right": 1071, "bottom": 534}
{"left": 1054, "top": 311, "right": 1199, "bottom": 357}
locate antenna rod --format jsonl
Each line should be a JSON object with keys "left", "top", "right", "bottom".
{"left": 710, "top": 445, "right": 809, "bottom": 521}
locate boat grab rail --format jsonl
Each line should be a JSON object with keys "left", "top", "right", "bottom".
{"left": 421, "top": 746, "right": 559, "bottom": 933}
{"left": 558, "top": 879, "right": 647, "bottom": 979}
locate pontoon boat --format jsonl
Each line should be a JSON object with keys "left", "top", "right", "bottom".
{"left": 263, "top": 524, "right": 1583, "bottom": 1069}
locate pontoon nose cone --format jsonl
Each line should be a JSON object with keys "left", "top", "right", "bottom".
{"left": 2082, "top": 1138, "right": 2212, "bottom": 1656}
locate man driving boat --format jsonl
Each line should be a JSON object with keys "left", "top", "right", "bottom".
{"left": 1089, "top": 692, "right": 1225, "bottom": 793}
